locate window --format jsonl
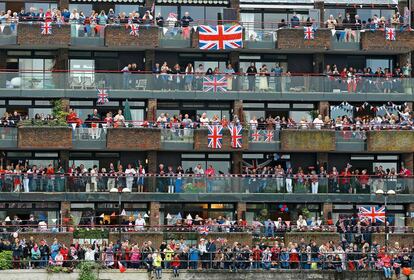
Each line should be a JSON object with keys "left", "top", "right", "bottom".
{"left": 205, "top": 7, "right": 223, "bottom": 23}
{"left": 264, "top": 13, "right": 287, "bottom": 30}
{"left": 69, "top": 4, "right": 93, "bottom": 16}
{"left": 357, "top": 9, "right": 381, "bottom": 23}
{"left": 19, "top": 59, "right": 54, "bottom": 89}
{"left": 155, "top": 6, "right": 178, "bottom": 19}
{"left": 181, "top": 6, "right": 204, "bottom": 22}
{"left": 115, "top": 5, "right": 140, "bottom": 15}
{"left": 70, "top": 59, "right": 95, "bottom": 88}
{"left": 324, "top": 9, "right": 345, "bottom": 22}
{"left": 25, "top": 3, "right": 58, "bottom": 12}
{"left": 28, "top": 108, "right": 52, "bottom": 119}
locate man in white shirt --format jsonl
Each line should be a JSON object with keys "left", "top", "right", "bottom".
{"left": 313, "top": 114, "right": 324, "bottom": 129}
{"left": 296, "top": 215, "right": 308, "bottom": 231}
{"left": 135, "top": 214, "right": 146, "bottom": 231}
{"left": 90, "top": 165, "right": 98, "bottom": 192}
{"left": 194, "top": 164, "right": 204, "bottom": 175}
{"left": 199, "top": 112, "right": 209, "bottom": 126}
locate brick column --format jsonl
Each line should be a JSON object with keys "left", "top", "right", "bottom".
{"left": 398, "top": 52, "right": 411, "bottom": 68}
{"left": 313, "top": 0, "right": 325, "bottom": 25}
{"left": 236, "top": 202, "right": 246, "bottom": 220}
{"left": 146, "top": 99, "right": 157, "bottom": 122}
{"left": 407, "top": 203, "right": 414, "bottom": 227}
{"left": 58, "top": 0, "right": 69, "bottom": 10}
{"left": 317, "top": 152, "right": 328, "bottom": 169}
{"left": 232, "top": 151, "right": 243, "bottom": 174}
{"left": 61, "top": 201, "right": 71, "bottom": 228}
{"left": 228, "top": 52, "right": 240, "bottom": 72}
{"left": 402, "top": 153, "right": 414, "bottom": 173}
{"left": 144, "top": 49, "right": 156, "bottom": 72}
{"left": 149, "top": 201, "right": 160, "bottom": 227}
{"left": 322, "top": 203, "right": 333, "bottom": 224}
{"left": 229, "top": 0, "right": 240, "bottom": 21}
{"left": 318, "top": 101, "right": 330, "bottom": 118}
{"left": 147, "top": 150, "right": 157, "bottom": 173}
{"left": 145, "top": 0, "right": 156, "bottom": 11}
{"left": 313, "top": 53, "right": 324, "bottom": 73}
{"left": 53, "top": 49, "right": 69, "bottom": 89}
{"left": 59, "top": 150, "right": 70, "bottom": 173}
{"left": 233, "top": 100, "right": 244, "bottom": 123}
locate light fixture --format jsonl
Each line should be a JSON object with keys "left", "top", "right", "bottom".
{"left": 375, "top": 189, "right": 384, "bottom": 195}
{"left": 122, "top": 188, "right": 132, "bottom": 193}
{"left": 110, "top": 187, "right": 119, "bottom": 193}
{"left": 386, "top": 190, "right": 396, "bottom": 196}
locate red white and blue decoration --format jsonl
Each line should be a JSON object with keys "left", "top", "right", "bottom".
{"left": 203, "top": 76, "right": 227, "bottom": 93}
{"left": 97, "top": 88, "right": 109, "bottom": 105}
{"left": 207, "top": 125, "right": 223, "bottom": 149}
{"left": 41, "top": 22, "right": 52, "bottom": 35}
{"left": 228, "top": 124, "right": 243, "bottom": 149}
{"left": 358, "top": 206, "right": 386, "bottom": 223}
{"left": 385, "top": 28, "right": 396, "bottom": 41}
{"left": 198, "top": 225, "right": 210, "bottom": 235}
{"left": 129, "top": 24, "right": 139, "bottom": 36}
{"left": 251, "top": 130, "right": 261, "bottom": 142}
{"left": 265, "top": 130, "right": 274, "bottom": 142}
{"left": 304, "top": 26, "right": 314, "bottom": 40}
{"left": 198, "top": 25, "right": 243, "bottom": 50}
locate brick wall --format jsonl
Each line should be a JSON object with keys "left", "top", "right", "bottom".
{"left": 276, "top": 29, "right": 331, "bottom": 50}
{"left": 280, "top": 130, "right": 335, "bottom": 152}
{"left": 361, "top": 30, "right": 414, "bottom": 51}
{"left": 372, "top": 233, "right": 414, "bottom": 247}
{"left": 146, "top": 99, "right": 157, "bottom": 122}
{"left": 105, "top": 25, "right": 159, "bottom": 48}
{"left": 17, "top": 23, "right": 70, "bottom": 46}
{"left": 106, "top": 128, "right": 161, "bottom": 150}
{"left": 198, "top": 232, "right": 252, "bottom": 247}
{"left": 149, "top": 201, "right": 160, "bottom": 227}
{"left": 367, "top": 131, "right": 414, "bottom": 152}
{"left": 194, "top": 127, "right": 249, "bottom": 151}
{"left": 285, "top": 232, "right": 340, "bottom": 245}
{"left": 18, "top": 127, "right": 72, "bottom": 149}
{"left": 191, "top": 29, "right": 199, "bottom": 48}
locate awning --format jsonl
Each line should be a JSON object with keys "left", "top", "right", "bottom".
{"left": 156, "top": 0, "right": 229, "bottom": 5}
{"left": 71, "top": 0, "right": 144, "bottom": 3}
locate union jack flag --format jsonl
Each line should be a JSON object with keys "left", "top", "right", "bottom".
{"left": 207, "top": 125, "right": 223, "bottom": 149}
{"left": 198, "top": 225, "right": 209, "bottom": 235}
{"left": 251, "top": 130, "right": 261, "bottom": 142}
{"left": 41, "top": 22, "right": 52, "bottom": 35}
{"left": 385, "top": 28, "right": 396, "bottom": 41}
{"left": 203, "top": 75, "right": 227, "bottom": 92}
{"left": 228, "top": 124, "right": 243, "bottom": 149}
{"left": 358, "top": 206, "right": 386, "bottom": 223}
{"left": 265, "top": 130, "right": 274, "bottom": 142}
{"left": 304, "top": 26, "right": 314, "bottom": 40}
{"left": 97, "top": 88, "right": 109, "bottom": 105}
{"left": 129, "top": 24, "right": 139, "bottom": 36}
{"left": 198, "top": 25, "right": 243, "bottom": 50}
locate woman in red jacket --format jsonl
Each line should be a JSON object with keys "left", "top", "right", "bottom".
{"left": 381, "top": 253, "right": 392, "bottom": 279}
{"left": 171, "top": 254, "right": 181, "bottom": 278}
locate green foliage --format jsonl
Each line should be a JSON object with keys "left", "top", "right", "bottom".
{"left": 73, "top": 228, "right": 109, "bottom": 239}
{"left": 0, "top": 251, "right": 12, "bottom": 270}
{"left": 18, "top": 99, "right": 68, "bottom": 127}
{"left": 78, "top": 262, "right": 99, "bottom": 280}
{"left": 51, "top": 99, "right": 69, "bottom": 122}
{"left": 301, "top": 207, "right": 311, "bottom": 218}
{"left": 46, "top": 266, "right": 73, "bottom": 273}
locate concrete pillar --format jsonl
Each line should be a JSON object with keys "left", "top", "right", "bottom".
{"left": 58, "top": 0, "right": 69, "bottom": 10}
{"left": 229, "top": 0, "right": 240, "bottom": 21}
{"left": 236, "top": 202, "right": 246, "bottom": 220}
{"left": 147, "top": 99, "right": 157, "bottom": 122}
{"left": 144, "top": 50, "right": 155, "bottom": 72}
{"left": 0, "top": 50, "right": 7, "bottom": 88}
{"left": 322, "top": 203, "right": 333, "bottom": 225}
{"left": 318, "top": 101, "right": 330, "bottom": 118}
{"left": 233, "top": 100, "right": 244, "bottom": 123}
{"left": 402, "top": 153, "right": 413, "bottom": 173}
{"left": 59, "top": 150, "right": 70, "bottom": 173}
{"left": 398, "top": 52, "right": 411, "bottom": 68}
{"left": 149, "top": 201, "right": 160, "bottom": 227}
{"left": 313, "top": 0, "right": 325, "bottom": 25}
{"left": 145, "top": 0, "right": 156, "bottom": 11}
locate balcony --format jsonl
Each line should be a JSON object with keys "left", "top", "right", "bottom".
{"left": 72, "top": 127, "right": 106, "bottom": 150}
{"left": 161, "top": 128, "right": 194, "bottom": 150}
{"left": 330, "top": 30, "right": 360, "bottom": 50}
{"left": 0, "top": 127, "right": 17, "bottom": 148}
{"left": 248, "top": 129, "right": 280, "bottom": 151}
{"left": 159, "top": 27, "right": 191, "bottom": 48}
{"left": 1, "top": 174, "right": 412, "bottom": 195}
{"left": 0, "top": 24, "right": 17, "bottom": 45}
{"left": 70, "top": 24, "right": 105, "bottom": 47}
{"left": 335, "top": 130, "right": 366, "bottom": 152}
{"left": 0, "top": 72, "right": 412, "bottom": 102}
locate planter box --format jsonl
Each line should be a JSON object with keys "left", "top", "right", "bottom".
{"left": 367, "top": 130, "right": 414, "bottom": 152}
{"left": 106, "top": 128, "right": 161, "bottom": 150}
{"left": 281, "top": 130, "right": 335, "bottom": 152}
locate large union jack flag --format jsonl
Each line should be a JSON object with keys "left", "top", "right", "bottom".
{"left": 41, "top": 22, "right": 52, "bottom": 35}
{"left": 228, "top": 124, "right": 243, "bottom": 149}
{"left": 358, "top": 206, "right": 386, "bottom": 223}
{"left": 207, "top": 125, "right": 223, "bottom": 149}
{"left": 203, "top": 75, "right": 227, "bottom": 92}
{"left": 97, "top": 88, "right": 109, "bottom": 105}
{"left": 265, "top": 130, "right": 274, "bottom": 142}
{"left": 198, "top": 25, "right": 243, "bottom": 50}
{"left": 129, "top": 24, "right": 139, "bottom": 36}
{"left": 385, "top": 28, "right": 396, "bottom": 41}
{"left": 304, "top": 26, "right": 314, "bottom": 40}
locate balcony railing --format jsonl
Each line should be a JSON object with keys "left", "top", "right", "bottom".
{"left": 0, "top": 23, "right": 17, "bottom": 45}
{"left": 1, "top": 72, "right": 413, "bottom": 96}
{"left": 0, "top": 174, "right": 412, "bottom": 194}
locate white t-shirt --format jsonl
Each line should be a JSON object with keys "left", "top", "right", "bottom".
{"left": 125, "top": 168, "right": 137, "bottom": 181}
{"left": 313, "top": 118, "right": 323, "bottom": 129}
{"left": 135, "top": 218, "right": 146, "bottom": 230}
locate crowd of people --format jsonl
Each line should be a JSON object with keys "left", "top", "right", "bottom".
{"left": 0, "top": 158, "right": 411, "bottom": 194}
{"left": 1, "top": 235, "right": 413, "bottom": 278}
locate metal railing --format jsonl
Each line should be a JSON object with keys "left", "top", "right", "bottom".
{"left": 1, "top": 72, "right": 413, "bottom": 95}
{"left": 0, "top": 174, "right": 412, "bottom": 194}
